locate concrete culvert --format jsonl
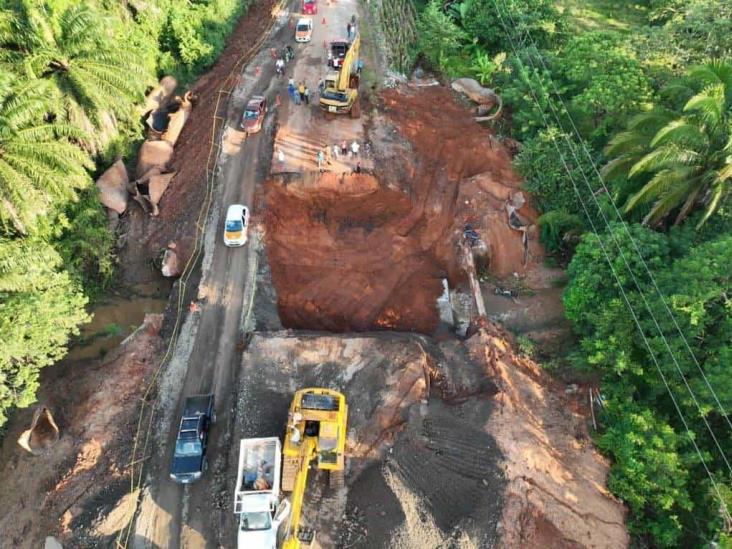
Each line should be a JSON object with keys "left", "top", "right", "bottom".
{"left": 17, "top": 406, "right": 60, "bottom": 455}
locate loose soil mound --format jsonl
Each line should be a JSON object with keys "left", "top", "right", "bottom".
{"left": 264, "top": 84, "right": 544, "bottom": 332}
{"left": 233, "top": 328, "right": 627, "bottom": 548}
{"left": 468, "top": 320, "right": 628, "bottom": 548}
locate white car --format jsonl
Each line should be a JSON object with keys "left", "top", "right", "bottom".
{"left": 295, "top": 18, "right": 313, "bottom": 42}
{"left": 224, "top": 204, "right": 249, "bottom": 247}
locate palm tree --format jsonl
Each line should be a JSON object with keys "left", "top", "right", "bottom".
{"left": 603, "top": 60, "right": 732, "bottom": 227}
{"left": 0, "top": 76, "right": 93, "bottom": 234}
{"left": 0, "top": 2, "right": 145, "bottom": 144}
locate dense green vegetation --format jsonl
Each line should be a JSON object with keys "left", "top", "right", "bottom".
{"left": 413, "top": 0, "right": 732, "bottom": 545}
{"left": 0, "top": 0, "right": 246, "bottom": 428}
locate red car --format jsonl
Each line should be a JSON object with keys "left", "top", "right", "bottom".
{"left": 302, "top": 0, "right": 316, "bottom": 15}
{"left": 241, "top": 95, "right": 267, "bottom": 134}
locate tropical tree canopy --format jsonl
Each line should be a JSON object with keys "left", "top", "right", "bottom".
{"left": 0, "top": 1, "right": 145, "bottom": 136}
{"left": 0, "top": 75, "right": 92, "bottom": 233}
{"left": 604, "top": 59, "right": 732, "bottom": 227}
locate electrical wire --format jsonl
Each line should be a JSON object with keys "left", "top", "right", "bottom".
{"left": 497, "top": 0, "right": 732, "bottom": 437}
{"left": 489, "top": 0, "right": 732, "bottom": 521}
{"left": 494, "top": 1, "right": 732, "bottom": 480}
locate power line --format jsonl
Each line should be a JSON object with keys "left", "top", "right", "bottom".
{"left": 494, "top": 0, "right": 732, "bottom": 480}
{"left": 489, "top": 0, "right": 732, "bottom": 521}
{"left": 494, "top": 0, "right": 732, "bottom": 475}
{"left": 498, "top": 1, "right": 732, "bottom": 437}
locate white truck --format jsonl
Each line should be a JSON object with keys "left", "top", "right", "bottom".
{"left": 234, "top": 437, "right": 291, "bottom": 549}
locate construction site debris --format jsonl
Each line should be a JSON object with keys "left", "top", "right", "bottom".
{"left": 95, "top": 159, "right": 129, "bottom": 215}
{"left": 17, "top": 406, "right": 60, "bottom": 455}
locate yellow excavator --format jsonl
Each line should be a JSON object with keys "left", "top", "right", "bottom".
{"left": 318, "top": 35, "right": 361, "bottom": 118}
{"left": 281, "top": 388, "right": 348, "bottom": 549}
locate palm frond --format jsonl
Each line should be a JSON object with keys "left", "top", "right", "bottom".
{"left": 650, "top": 119, "right": 707, "bottom": 149}
{"left": 629, "top": 145, "right": 698, "bottom": 178}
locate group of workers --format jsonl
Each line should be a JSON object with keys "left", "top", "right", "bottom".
{"left": 272, "top": 11, "right": 367, "bottom": 174}
{"left": 287, "top": 78, "right": 310, "bottom": 105}
{"left": 315, "top": 140, "right": 366, "bottom": 172}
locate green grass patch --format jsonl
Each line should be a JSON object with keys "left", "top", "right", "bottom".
{"left": 556, "top": 0, "right": 647, "bottom": 33}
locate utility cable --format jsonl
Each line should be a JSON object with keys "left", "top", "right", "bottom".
{"left": 497, "top": 0, "right": 732, "bottom": 437}
{"left": 495, "top": 0, "right": 732, "bottom": 479}
{"left": 489, "top": 0, "right": 731, "bottom": 520}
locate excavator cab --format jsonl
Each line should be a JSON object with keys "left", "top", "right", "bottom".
{"left": 281, "top": 388, "right": 348, "bottom": 549}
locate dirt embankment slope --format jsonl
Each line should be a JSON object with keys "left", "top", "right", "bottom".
{"left": 0, "top": 316, "right": 164, "bottom": 548}
{"left": 119, "top": 0, "right": 279, "bottom": 284}
{"left": 264, "top": 85, "right": 542, "bottom": 333}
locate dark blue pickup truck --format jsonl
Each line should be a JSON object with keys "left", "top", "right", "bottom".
{"left": 169, "top": 394, "right": 215, "bottom": 484}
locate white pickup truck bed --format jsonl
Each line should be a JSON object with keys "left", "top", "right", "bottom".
{"left": 234, "top": 437, "right": 289, "bottom": 549}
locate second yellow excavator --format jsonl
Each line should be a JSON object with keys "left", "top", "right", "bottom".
{"left": 318, "top": 35, "right": 361, "bottom": 118}
{"left": 281, "top": 388, "right": 348, "bottom": 549}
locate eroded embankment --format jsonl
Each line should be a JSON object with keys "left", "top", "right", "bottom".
{"left": 0, "top": 315, "right": 164, "bottom": 548}
{"left": 264, "top": 85, "right": 544, "bottom": 333}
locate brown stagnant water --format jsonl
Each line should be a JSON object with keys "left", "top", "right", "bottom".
{"left": 66, "top": 281, "right": 172, "bottom": 361}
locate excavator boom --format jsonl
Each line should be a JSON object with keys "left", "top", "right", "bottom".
{"left": 282, "top": 437, "right": 316, "bottom": 549}
{"left": 281, "top": 388, "right": 348, "bottom": 549}
{"left": 338, "top": 35, "right": 360, "bottom": 91}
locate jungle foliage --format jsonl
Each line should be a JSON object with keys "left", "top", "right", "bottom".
{"left": 0, "top": 0, "right": 247, "bottom": 429}
{"left": 413, "top": 0, "right": 732, "bottom": 545}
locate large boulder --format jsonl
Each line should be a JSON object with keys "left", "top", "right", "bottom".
{"left": 95, "top": 159, "right": 129, "bottom": 214}
{"left": 137, "top": 140, "right": 174, "bottom": 179}
{"left": 452, "top": 78, "right": 502, "bottom": 116}
{"left": 162, "top": 92, "right": 194, "bottom": 146}
{"left": 130, "top": 170, "right": 176, "bottom": 216}
{"left": 143, "top": 76, "right": 177, "bottom": 115}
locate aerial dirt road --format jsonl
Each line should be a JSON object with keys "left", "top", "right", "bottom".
{"left": 131, "top": 15, "right": 288, "bottom": 549}
{"left": 130, "top": 0, "right": 365, "bottom": 546}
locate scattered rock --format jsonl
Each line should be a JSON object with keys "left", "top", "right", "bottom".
{"left": 161, "top": 243, "right": 182, "bottom": 278}
{"left": 95, "top": 159, "right": 129, "bottom": 215}
{"left": 17, "top": 406, "right": 60, "bottom": 455}
{"left": 44, "top": 537, "right": 63, "bottom": 549}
